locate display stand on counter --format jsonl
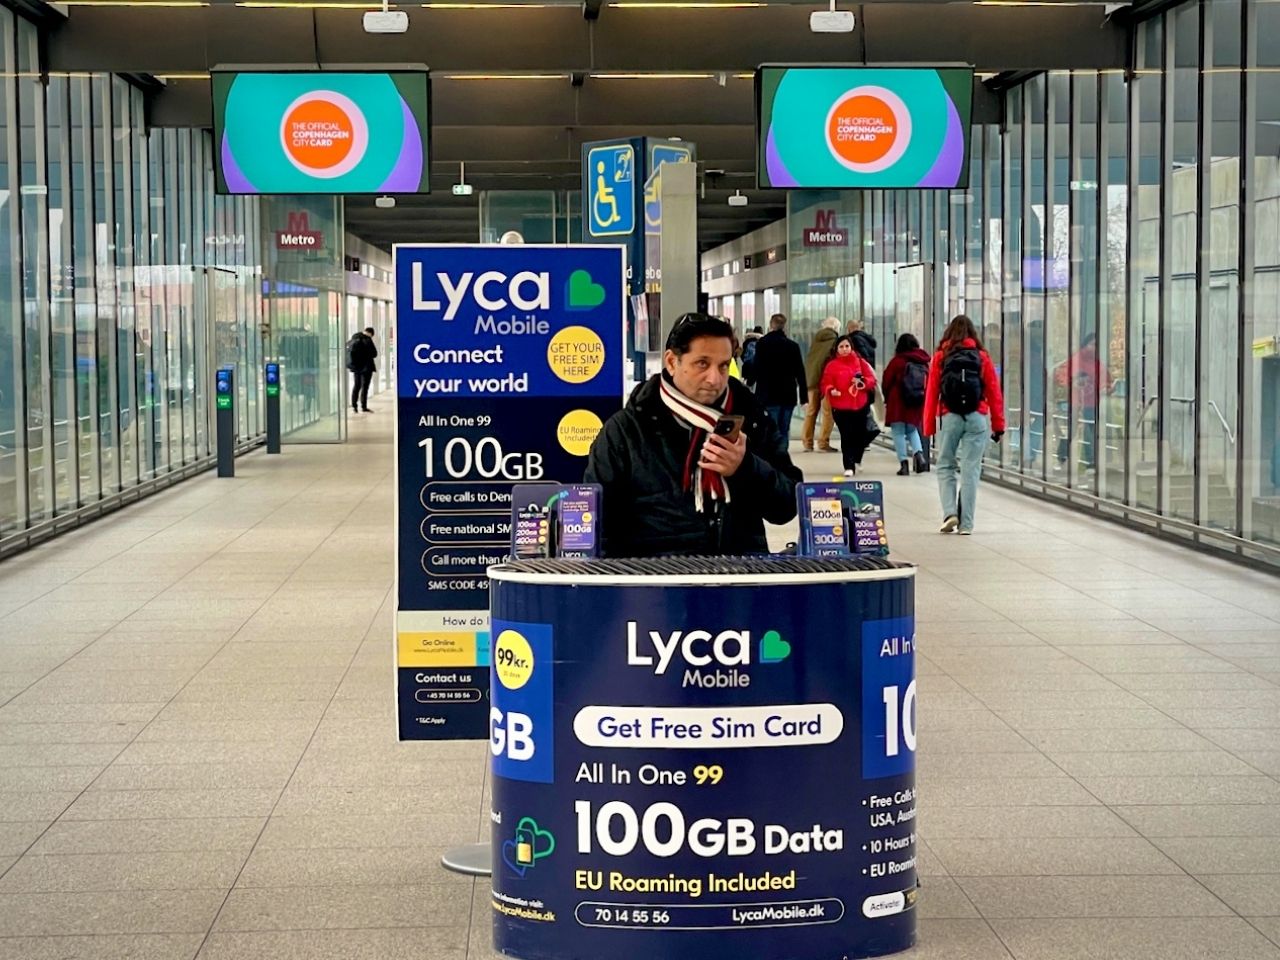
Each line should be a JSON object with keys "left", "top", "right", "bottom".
{"left": 486, "top": 554, "right": 918, "bottom": 960}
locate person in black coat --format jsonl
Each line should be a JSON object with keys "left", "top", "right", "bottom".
{"left": 585, "top": 313, "right": 802, "bottom": 558}
{"left": 744, "top": 313, "right": 809, "bottom": 445}
{"left": 347, "top": 328, "right": 378, "bottom": 414}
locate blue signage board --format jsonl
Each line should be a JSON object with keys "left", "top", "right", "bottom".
{"left": 586, "top": 143, "right": 636, "bottom": 238}
{"left": 489, "top": 572, "right": 918, "bottom": 959}
{"left": 393, "top": 244, "right": 627, "bottom": 740}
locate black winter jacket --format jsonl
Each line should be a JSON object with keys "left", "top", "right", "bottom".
{"left": 851, "top": 330, "right": 877, "bottom": 367}
{"left": 584, "top": 375, "right": 802, "bottom": 557}
{"left": 746, "top": 330, "right": 809, "bottom": 409}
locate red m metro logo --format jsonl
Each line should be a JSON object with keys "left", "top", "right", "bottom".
{"left": 276, "top": 212, "right": 324, "bottom": 250}
{"left": 803, "top": 209, "right": 849, "bottom": 248}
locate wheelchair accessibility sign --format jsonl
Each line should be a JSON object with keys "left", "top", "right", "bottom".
{"left": 587, "top": 143, "right": 635, "bottom": 237}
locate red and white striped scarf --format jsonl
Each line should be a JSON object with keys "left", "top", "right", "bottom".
{"left": 659, "top": 374, "right": 733, "bottom": 513}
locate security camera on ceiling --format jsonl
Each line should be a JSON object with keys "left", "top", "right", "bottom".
{"left": 364, "top": 2, "right": 408, "bottom": 33}
{"left": 810, "top": 0, "right": 855, "bottom": 33}
{"left": 728, "top": 191, "right": 748, "bottom": 208}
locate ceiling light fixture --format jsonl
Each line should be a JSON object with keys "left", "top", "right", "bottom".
{"left": 610, "top": 2, "right": 766, "bottom": 7}
{"left": 422, "top": 3, "right": 554, "bottom": 8}
{"left": 376, "top": 196, "right": 396, "bottom": 209}
{"left": 62, "top": 1, "right": 208, "bottom": 6}
{"left": 591, "top": 72, "right": 716, "bottom": 80}
{"left": 728, "top": 190, "right": 748, "bottom": 207}
{"left": 154, "top": 72, "right": 213, "bottom": 80}
{"left": 237, "top": 2, "right": 387, "bottom": 8}
{"left": 444, "top": 73, "right": 567, "bottom": 80}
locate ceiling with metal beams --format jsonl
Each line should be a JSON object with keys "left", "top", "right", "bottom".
{"left": 35, "top": 0, "right": 1134, "bottom": 251}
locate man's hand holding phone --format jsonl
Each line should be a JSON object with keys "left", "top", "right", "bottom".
{"left": 702, "top": 415, "right": 747, "bottom": 477}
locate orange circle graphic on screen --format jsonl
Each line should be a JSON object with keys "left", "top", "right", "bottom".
{"left": 827, "top": 95, "right": 898, "bottom": 166}
{"left": 279, "top": 91, "right": 369, "bottom": 179}
{"left": 284, "top": 99, "right": 356, "bottom": 171}
{"left": 824, "top": 85, "right": 912, "bottom": 175}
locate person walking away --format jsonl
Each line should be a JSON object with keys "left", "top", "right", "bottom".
{"left": 882, "top": 333, "right": 931, "bottom": 476}
{"left": 347, "top": 327, "right": 378, "bottom": 414}
{"left": 802, "top": 316, "right": 841, "bottom": 452}
{"left": 847, "top": 318, "right": 877, "bottom": 367}
{"left": 1054, "top": 332, "right": 1113, "bottom": 471}
{"left": 821, "top": 335, "right": 878, "bottom": 477}
{"left": 923, "top": 315, "right": 1006, "bottom": 535}
{"left": 747, "top": 313, "right": 809, "bottom": 445}
{"left": 740, "top": 326, "right": 764, "bottom": 384}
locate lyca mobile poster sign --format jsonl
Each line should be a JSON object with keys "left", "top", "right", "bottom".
{"left": 394, "top": 244, "right": 626, "bottom": 740}
{"left": 488, "top": 574, "right": 918, "bottom": 959}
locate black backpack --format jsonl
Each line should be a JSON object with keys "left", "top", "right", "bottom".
{"left": 939, "top": 347, "right": 984, "bottom": 415}
{"left": 901, "top": 359, "right": 928, "bottom": 406}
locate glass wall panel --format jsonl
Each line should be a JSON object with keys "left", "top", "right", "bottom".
{"left": 112, "top": 77, "right": 137, "bottom": 489}
{"left": 1166, "top": 1, "right": 1201, "bottom": 521}
{"left": 1131, "top": 17, "right": 1165, "bottom": 511}
{"left": 0, "top": 11, "right": 19, "bottom": 533}
{"left": 18, "top": 21, "right": 50, "bottom": 522}
{"left": 47, "top": 77, "right": 75, "bottom": 513}
{"left": 0, "top": 11, "right": 270, "bottom": 550}
{"left": 1069, "top": 73, "right": 1101, "bottom": 493}
{"left": 1025, "top": 75, "right": 1048, "bottom": 480}
{"left": 1247, "top": 0, "right": 1280, "bottom": 546}
{"left": 1099, "top": 72, "right": 1129, "bottom": 503}
{"left": 1004, "top": 85, "right": 1025, "bottom": 471}
{"left": 1046, "top": 73, "right": 1071, "bottom": 487}
{"left": 1203, "top": 0, "right": 1242, "bottom": 533}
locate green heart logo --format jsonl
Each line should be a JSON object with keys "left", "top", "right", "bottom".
{"left": 759, "top": 629, "right": 792, "bottom": 664}
{"left": 518, "top": 817, "right": 556, "bottom": 860}
{"left": 566, "top": 269, "right": 607, "bottom": 310}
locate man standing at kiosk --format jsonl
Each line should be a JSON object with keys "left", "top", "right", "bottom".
{"left": 585, "top": 313, "right": 802, "bottom": 556}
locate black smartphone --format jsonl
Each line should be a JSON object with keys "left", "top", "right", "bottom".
{"left": 713, "top": 415, "right": 744, "bottom": 442}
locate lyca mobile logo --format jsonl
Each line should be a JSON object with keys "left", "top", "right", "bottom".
{"left": 410, "top": 265, "right": 608, "bottom": 321}
{"left": 626, "top": 621, "right": 792, "bottom": 689}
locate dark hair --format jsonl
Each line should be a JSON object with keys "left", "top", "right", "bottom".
{"left": 831, "top": 334, "right": 856, "bottom": 358}
{"left": 1081, "top": 332, "right": 1098, "bottom": 348}
{"left": 364, "top": 327, "right": 375, "bottom": 336}
{"left": 769, "top": 314, "right": 786, "bottom": 330}
{"left": 939, "top": 315, "right": 983, "bottom": 352}
{"left": 752, "top": 326, "right": 764, "bottom": 334}
{"left": 895, "top": 333, "right": 921, "bottom": 354}
{"left": 665, "top": 312, "right": 735, "bottom": 356}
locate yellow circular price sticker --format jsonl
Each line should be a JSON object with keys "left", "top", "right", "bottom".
{"left": 557, "top": 409, "right": 605, "bottom": 456}
{"left": 548, "top": 326, "right": 606, "bottom": 384}
{"left": 495, "top": 630, "right": 535, "bottom": 690}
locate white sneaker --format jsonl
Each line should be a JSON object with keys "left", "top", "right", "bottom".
{"left": 940, "top": 515, "right": 959, "bottom": 533}
{"left": 957, "top": 528, "right": 973, "bottom": 536}
{"left": 843, "top": 469, "right": 854, "bottom": 478}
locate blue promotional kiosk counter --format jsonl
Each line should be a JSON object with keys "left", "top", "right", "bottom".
{"left": 487, "top": 555, "right": 918, "bottom": 960}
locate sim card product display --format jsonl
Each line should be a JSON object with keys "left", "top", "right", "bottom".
{"left": 510, "top": 483, "right": 565, "bottom": 560}
{"left": 796, "top": 480, "right": 889, "bottom": 558}
{"left": 557, "top": 484, "right": 602, "bottom": 559}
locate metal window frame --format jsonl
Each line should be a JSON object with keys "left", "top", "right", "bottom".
{"left": 1239, "top": 0, "right": 1257, "bottom": 541}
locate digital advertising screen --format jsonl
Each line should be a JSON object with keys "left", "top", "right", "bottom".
{"left": 213, "top": 70, "right": 430, "bottom": 195}
{"left": 756, "top": 65, "right": 974, "bottom": 190}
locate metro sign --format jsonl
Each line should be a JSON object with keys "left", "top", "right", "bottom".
{"left": 803, "top": 208, "right": 849, "bottom": 248}
{"left": 275, "top": 212, "right": 325, "bottom": 251}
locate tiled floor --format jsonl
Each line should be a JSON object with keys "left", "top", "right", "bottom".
{"left": 1, "top": 415, "right": 1279, "bottom": 959}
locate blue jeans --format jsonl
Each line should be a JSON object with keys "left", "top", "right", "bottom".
{"left": 765, "top": 406, "right": 794, "bottom": 444}
{"left": 936, "top": 412, "right": 990, "bottom": 531}
{"left": 890, "top": 422, "right": 923, "bottom": 461}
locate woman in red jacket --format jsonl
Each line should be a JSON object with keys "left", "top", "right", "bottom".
{"left": 820, "top": 335, "right": 879, "bottom": 477}
{"left": 882, "top": 333, "right": 932, "bottom": 477}
{"left": 922, "top": 315, "right": 1006, "bottom": 535}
